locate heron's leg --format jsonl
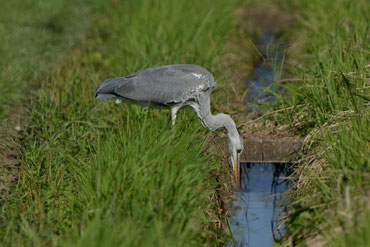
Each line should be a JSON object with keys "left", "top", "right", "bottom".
{"left": 170, "top": 106, "right": 180, "bottom": 126}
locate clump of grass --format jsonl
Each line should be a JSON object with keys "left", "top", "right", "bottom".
{"left": 266, "top": 0, "right": 369, "bottom": 245}
{"left": 1, "top": 0, "right": 238, "bottom": 246}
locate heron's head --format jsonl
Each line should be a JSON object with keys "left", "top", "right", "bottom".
{"left": 228, "top": 131, "right": 243, "bottom": 187}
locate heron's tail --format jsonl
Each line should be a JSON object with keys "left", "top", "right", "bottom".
{"left": 95, "top": 78, "right": 118, "bottom": 100}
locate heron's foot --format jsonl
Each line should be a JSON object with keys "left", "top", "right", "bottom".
{"left": 115, "top": 99, "right": 122, "bottom": 104}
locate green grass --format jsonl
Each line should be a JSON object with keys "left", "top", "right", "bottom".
{"left": 265, "top": 0, "right": 370, "bottom": 245}
{"left": 0, "top": 0, "right": 237, "bottom": 246}
{"left": 7, "top": 0, "right": 368, "bottom": 246}
{"left": 0, "top": 0, "right": 94, "bottom": 161}
{"left": 0, "top": 0, "right": 94, "bottom": 116}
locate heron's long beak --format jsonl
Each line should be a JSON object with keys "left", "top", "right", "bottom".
{"left": 233, "top": 152, "right": 240, "bottom": 188}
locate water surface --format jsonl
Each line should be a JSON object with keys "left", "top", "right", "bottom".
{"left": 228, "top": 162, "right": 289, "bottom": 247}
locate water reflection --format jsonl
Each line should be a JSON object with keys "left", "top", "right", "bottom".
{"left": 245, "top": 31, "right": 287, "bottom": 112}
{"left": 228, "top": 163, "right": 289, "bottom": 247}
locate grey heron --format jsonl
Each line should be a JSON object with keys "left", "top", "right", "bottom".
{"left": 95, "top": 64, "right": 243, "bottom": 186}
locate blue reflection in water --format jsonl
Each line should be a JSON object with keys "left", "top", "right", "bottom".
{"left": 228, "top": 163, "right": 289, "bottom": 247}
{"left": 245, "top": 31, "right": 288, "bottom": 112}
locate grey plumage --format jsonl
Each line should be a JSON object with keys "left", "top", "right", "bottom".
{"left": 96, "top": 64, "right": 215, "bottom": 107}
{"left": 95, "top": 64, "right": 243, "bottom": 186}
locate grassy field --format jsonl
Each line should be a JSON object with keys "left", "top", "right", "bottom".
{"left": 2, "top": 0, "right": 368, "bottom": 246}
{"left": 0, "top": 0, "right": 89, "bottom": 116}
{"left": 0, "top": 0, "right": 238, "bottom": 246}
{"left": 264, "top": 0, "right": 369, "bottom": 245}
{"left": 0, "top": 0, "right": 97, "bottom": 191}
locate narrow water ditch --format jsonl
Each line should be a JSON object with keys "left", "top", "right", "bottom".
{"left": 228, "top": 163, "right": 290, "bottom": 246}
{"left": 245, "top": 31, "right": 286, "bottom": 112}
{"left": 228, "top": 29, "right": 291, "bottom": 246}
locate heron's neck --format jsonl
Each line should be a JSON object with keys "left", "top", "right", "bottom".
{"left": 192, "top": 92, "right": 239, "bottom": 138}
{"left": 202, "top": 113, "right": 239, "bottom": 137}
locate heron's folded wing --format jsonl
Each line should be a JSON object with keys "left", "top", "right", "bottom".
{"left": 114, "top": 64, "right": 215, "bottom": 105}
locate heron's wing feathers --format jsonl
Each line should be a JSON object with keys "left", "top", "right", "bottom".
{"left": 95, "top": 78, "right": 119, "bottom": 99}
{"left": 113, "top": 64, "right": 215, "bottom": 105}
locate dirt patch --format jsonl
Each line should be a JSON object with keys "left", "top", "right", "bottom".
{"left": 0, "top": 105, "right": 27, "bottom": 194}
{"left": 242, "top": 134, "right": 302, "bottom": 162}
{"left": 235, "top": 8, "right": 294, "bottom": 33}
{"left": 209, "top": 132, "right": 302, "bottom": 163}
